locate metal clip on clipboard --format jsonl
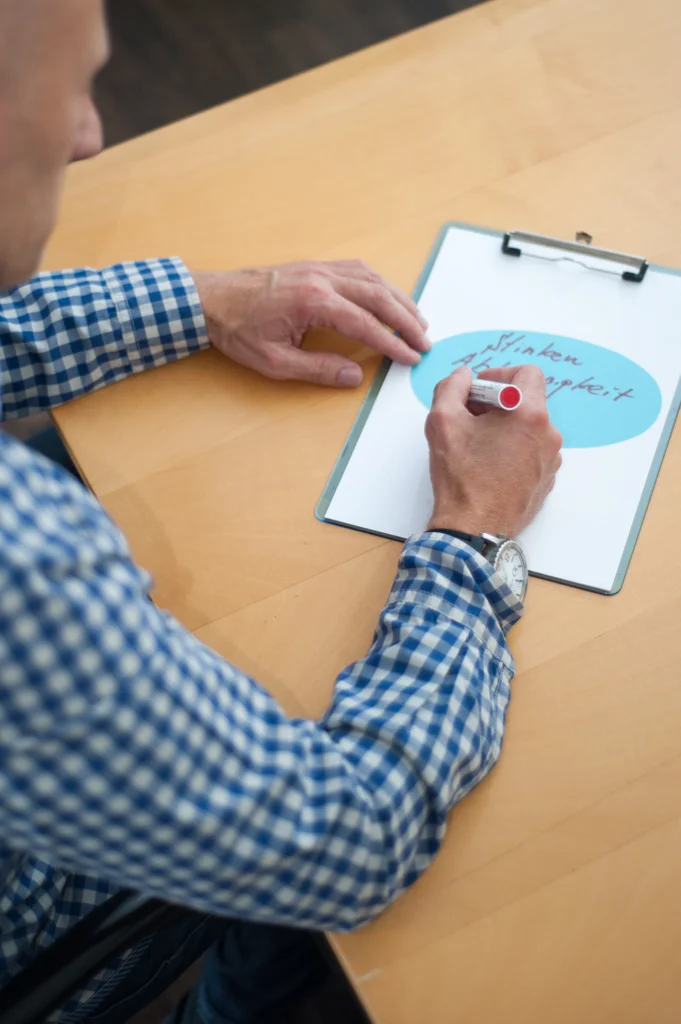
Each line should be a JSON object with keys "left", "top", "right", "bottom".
{"left": 501, "top": 230, "right": 649, "bottom": 283}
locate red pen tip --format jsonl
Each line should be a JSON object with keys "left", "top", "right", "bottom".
{"left": 499, "top": 385, "right": 521, "bottom": 410}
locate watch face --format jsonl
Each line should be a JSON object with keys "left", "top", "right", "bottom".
{"left": 494, "top": 541, "right": 528, "bottom": 601}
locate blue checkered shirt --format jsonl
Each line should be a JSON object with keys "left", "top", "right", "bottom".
{"left": 0, "top": 258, "right": 523, "bottom": 1020}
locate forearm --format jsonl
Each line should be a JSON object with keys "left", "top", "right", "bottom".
{"left": 0, "top": 441, "right": 521, "bottom": 931}
{"left": 0, "top": 259, "right": 208, "bottom": 418}
{"left": 320, "top": 532, "right": 520, "bottom": 908}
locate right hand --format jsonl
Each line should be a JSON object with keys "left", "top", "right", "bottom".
{"left": 425, "top": 365, "right": 563, "bottom": 538}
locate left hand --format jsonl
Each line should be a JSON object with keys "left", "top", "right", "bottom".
{"left": 191, "top": 260, "right": 430, "bottom": 388}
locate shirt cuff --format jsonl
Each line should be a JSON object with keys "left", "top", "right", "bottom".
{"left": 100, "top": 258, "right": 209, "bottom": 371}
{"left": 404, "top": 531, "right": 524, "bottom": 636}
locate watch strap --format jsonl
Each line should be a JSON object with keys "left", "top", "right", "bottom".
{"left": 425, "top": 528, "right": 495, "bottom": 558}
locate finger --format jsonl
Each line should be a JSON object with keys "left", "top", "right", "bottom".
{"left": 271, "top": 346, "right": 364, "bottom": 388}
{"left": 326, "top": 260, "right": 429, "bottom": 329}
{"left": 511, "top": 364, "right": 547, "bottom": 402}
{"left": 387, "top": 283, "right": 428, "bottom": 329}
{"left": 466, "top": 400, "right": 505, "bottom": 417}
{"left": 335, "top": 279, "right": 430, "bottom": 353}
{"left": 475, "top": 367, "right": 519, "bottom": 384}
{"left": 432, "top": 365, "right": 474, "bottom": 410}
{"left": 549, "top": 426, "right": 564, "bottom": 452}
{"left": 313, "top": 293, "right": 421, "bottom": 365}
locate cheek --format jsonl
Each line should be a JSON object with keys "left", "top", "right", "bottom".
{"left": 6, "top": 110, "right": 72, "bottom": 258}
{"left": 0, "top": 79, "right": 80, "bottom": 284}
{"left": 32, "top": 117, "right": 74, "bottom": 224}
{"left": 23, "top": 100, "right": 78, "bottom": 190}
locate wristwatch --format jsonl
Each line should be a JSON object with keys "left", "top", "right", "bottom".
{"left": 430, "top": 529, "right": 528, "bottom": 601}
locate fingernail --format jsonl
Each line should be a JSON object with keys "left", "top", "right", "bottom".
{"left": 337, "top": 366, "right": 363, "bottom": 387}
{"left": 418, "top": 314, "right": 429, "bottom": 329}
{"left": 421, "top": 335, "right": 432, "bottom": 351}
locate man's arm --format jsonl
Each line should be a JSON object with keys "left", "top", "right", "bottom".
{"left": 0, "top": 432, "right": 519, "bottom": 931}
{"left": 0, "top": 258, "right": 431, "bottom": 419}
{"left": 0, "top": 260, "right": 208, "bottom": 418}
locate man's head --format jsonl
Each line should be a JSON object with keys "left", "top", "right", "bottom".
{"left": 0, "top": 0, "right": 109, "bottom": 289}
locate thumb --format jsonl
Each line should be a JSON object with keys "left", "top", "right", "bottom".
{"left": 432, "top": 365, "right": 473, "bottom": 407}
{"left": 276, "top": 346, "right": 364, "bottom": 388}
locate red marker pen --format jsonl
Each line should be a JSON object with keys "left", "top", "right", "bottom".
{"left": 468, "top": 379, "right": 523, "bottom": 411}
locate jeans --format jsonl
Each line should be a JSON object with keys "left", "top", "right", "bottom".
{"left": 79, "top": 917, "right": 328, "bottom": 1024}
{"left": 26, "top": 425, "right": 82, "bottom": 478}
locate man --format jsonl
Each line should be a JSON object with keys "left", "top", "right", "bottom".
{"left": 0, "top": 2, "right": 562, "bottom": 1022}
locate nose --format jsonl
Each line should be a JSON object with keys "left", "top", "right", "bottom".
{"left": 71, "top": 100, "right": 104, "bottom": 163}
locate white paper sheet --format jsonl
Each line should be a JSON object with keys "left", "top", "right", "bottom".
{"left": 324, "top": 226, "right": 681, "bottom": 592}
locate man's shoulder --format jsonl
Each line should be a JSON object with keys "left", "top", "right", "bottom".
{"left": 0, "top": 431, "right": 124, "bottom": 564}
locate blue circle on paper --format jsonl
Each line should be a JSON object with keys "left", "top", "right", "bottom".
{"left": 411, "top": 330, "right": 662, "bottom": 448}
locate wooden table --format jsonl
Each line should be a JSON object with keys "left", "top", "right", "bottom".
{"left": 45, "top": 0, "right": 681, "bottom": 1019}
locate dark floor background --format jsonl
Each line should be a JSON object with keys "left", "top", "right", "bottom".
{"left": 97, "top": 0, "right": 484, "bottom": 146}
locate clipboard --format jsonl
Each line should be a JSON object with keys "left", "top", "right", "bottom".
{"left": 316, "top": 222, "right": 681, "bottom": 594}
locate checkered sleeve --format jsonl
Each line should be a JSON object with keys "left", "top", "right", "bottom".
{"left": 0, "top": 436, "right": 522, "bottom": 940}
{"left": 0, "top": 259, "right": 208, "bottom": 419}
